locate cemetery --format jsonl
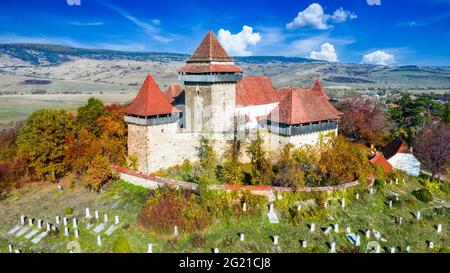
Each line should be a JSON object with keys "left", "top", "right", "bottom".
{"left": 0, "top": 171, "right": 448, "bottom": 253}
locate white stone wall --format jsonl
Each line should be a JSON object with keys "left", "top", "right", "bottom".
{"left": 235, "top": 103, "right": 279, "bottom": 129}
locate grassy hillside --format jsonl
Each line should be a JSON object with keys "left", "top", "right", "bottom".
{"left": 0, "top": 176, "right": 448, "bottom": 253}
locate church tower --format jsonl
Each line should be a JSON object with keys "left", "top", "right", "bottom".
{"left": 178, "top": 31, "right": 242, "bottom": 134}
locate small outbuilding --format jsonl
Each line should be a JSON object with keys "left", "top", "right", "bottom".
{"left": 382, "top": 137, "right": 421, "bottom": 176}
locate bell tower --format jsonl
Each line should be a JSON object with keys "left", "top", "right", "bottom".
{"left": 178, "top": 31, "right": 242, "bottom": 134}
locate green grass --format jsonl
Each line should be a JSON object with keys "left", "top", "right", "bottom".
{"left": 0, "top": 178, "right": 448, "bottom": 253}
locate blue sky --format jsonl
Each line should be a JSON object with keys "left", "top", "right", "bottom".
{"left": 0, "top": 0, "right": 449, "bottom": 65}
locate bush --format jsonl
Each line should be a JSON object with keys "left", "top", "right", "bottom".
{"left": 440, "top": 182, "right": 450, "bottom": 194}
{"left": 190, "top": 233, "right": 206, "bottom": 248}
{"left": 65, "top": 207, "right": 74, "bottom": 215}
{"left": 113, "top": 236, "right": 132, "bottom": 253}
{"left": 374, "top": 179, "right": 386, "bottom": 189}
{"left": 137, "top": 188, "right": 212, "bottom": 233}
{"left": 412, "top": 188, "right": 433, "bottom": 203}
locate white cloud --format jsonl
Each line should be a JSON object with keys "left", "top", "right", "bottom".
{"left": 69, "top": 21, "right": 104, "bottom": 26}
{"left": 331, "top": 7, "right": 357, "bottom": 23}
{"left": 217, "top": 25, "right": 261, "bottom": 56}
{"left": 309, "top": 43, "right": 338, "bottom": 62}
{"left": 287, "top": 3, "right": 356, "bottom": 30}
{"left": 362, "top": 50, "right": 395, "bottom": 65}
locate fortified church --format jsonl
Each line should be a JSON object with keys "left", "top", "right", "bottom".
{"left": 124, "top": 31, "right": 342, "bottom": 173}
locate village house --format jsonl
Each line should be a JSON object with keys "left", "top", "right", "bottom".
{"left": 382, "top": 137, "right": 421, "bottom": 176}
{"left": 123, "top": 31, "right": 342, "bottom": 174}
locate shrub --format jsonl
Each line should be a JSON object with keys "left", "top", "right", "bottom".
{"left": 137, "top": 188, "right": 212, "bottom": 233}
{"left": 440, "top": 182, "right": 450, "bottom": 194}
{"left": 374, "top": 179, "right": 386, "bottom": 189}
{"left": 412, "top": 188, "right": 433, "bottom": 203}
{"left": 112, "top": 236, "right": 132, "bottom": 253}
{"left": 190, "top": 233, "right": 205, "bottom": 248}
{"left": 65, "top": 207, "right": 74, "bottom": 215}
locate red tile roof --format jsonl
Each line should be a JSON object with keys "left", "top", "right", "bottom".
{"left": 178, "top": 63, "right": 242, "bottom": 74}
{"left": 163, "top": 83, "right": 183, "bottom": 103}
{"left": 369, "top": 151, "right": 393, "bottom": 173}
{"left": 236, "top": 76, "right": 280, "bottom": 107}
{"left": 267, "top": 80, "right": 342, "bottom": 124}
{"left": 187, "top": 30, "right": 233, "bottom": 63}
{"left": 124, "top": 75, "right": 180, "bottom": 117}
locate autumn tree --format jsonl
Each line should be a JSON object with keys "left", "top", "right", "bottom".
{"left": 98, "top": 104, "right": 127, "bottom": 165}
{"left": 291, "top": 145, "right": 322, "bottom": 186}
{"left": 246, "top": 130, "right": 273, "bottom": 185}
{"left": 413, "top": 120, "right": 450, "bottom": 177}
{"left": 442, "top": 102, "right": 450, "bottom": 124}
{"left": 273, "top": 144, "right": 305, "bottom": 188}
{"left": 317, "top": 135, "right": 372, "bottom": 185}
{"left": 75, "top": 97, "right": 107, "bottom": 136}
{"left": 338, "top": 97, "right": 391, "bottom": 146}
{"left": 17, "top": 109, "right": 74, "bottom": 181}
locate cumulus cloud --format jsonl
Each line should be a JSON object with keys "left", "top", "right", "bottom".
{"left": 309, "top": 43, "right": 338, "bottom": 62}
{"left": 217, "top": 25, "right": 261, "bottom": 56}
{"left": 362, "top": 50, "right": 395, "bottom": 65}
{"left": 287, "top": 3, "right": 356, "bottom": 30}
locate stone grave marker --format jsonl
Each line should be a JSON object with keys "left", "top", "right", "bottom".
{"left": 31, "top": 232, "right": 47, "bottom": 244}
{"left": 273, "top": 235, "right": 279, "bottom": 245}
{"left": 114, "top": 216, "right": 119, "bottom": 225}
{"left": 239, "top": 233, "right": 245, "bottom": 241}
{"left": 97, "top": 236, "right": 102, "bottom": 246}
{"left": 85, "top": 208, "right": 91, "bottom": 219}
{"left": 147, "top": 243, "right": 153, "bottom": 253}
{"left": 310, "top": 223, "right": 315, "bottom": 232}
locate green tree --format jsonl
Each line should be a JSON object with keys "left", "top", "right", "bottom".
{"left": 198, "top": 136, "right": 218, "bottom": 182}
{"left": 17, "top": 109, "right": 74, "bottom": 181}
{"left": 246, "top": 130, "right": 273, "bottom": 185}
{"left": 75, "top": 97, "right": 107, "bottom": 136}
{"left": 442, "top": 102, "right": 450, "bottom": 124}
{"left": 219, "top": 134, "right": 244, "bottom": 184}
{"left": 273, "top": 144, "right": 305, "bottom": 188}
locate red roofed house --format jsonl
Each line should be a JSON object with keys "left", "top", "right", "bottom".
{"left": 124, "top": 31, "right": 342, "bottom": 173}
{"left": 369, "top": 151, "right": 393, "bottom": 173}
{"left": 382, "top": 137, "right": 421, "bottom": 176}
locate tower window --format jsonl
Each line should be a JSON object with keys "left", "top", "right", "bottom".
{"left": 197, "top": 90, "right": 200, "bottom": 95}
{"left": 161, "top": 129, "right": 164, "bottom": 133}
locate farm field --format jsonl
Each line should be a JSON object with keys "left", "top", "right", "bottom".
{"left": 0, "top": 177, "right": 448, "bottom": 253}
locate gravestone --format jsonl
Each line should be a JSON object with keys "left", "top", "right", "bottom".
{"left": 57, "top": 184, "right": 63, "bottom": 192}
{"left": 330, "top": 241, "right": 336, "bottom": 253}
{"left": 37, "top": 219, "right": 43, "bottom": 229}
{"left": 55, "top": 216, "right": 60, "bottom": 225}
{"left": 406, "top": 246, "right": 411, "bottom": 252}
{"left": 85, "top": 208, "right": 91, "bottom": 219}
{"left": 310, "top": 223, "right": 315, "bottom": 232}
{"left": 341, "top": 198, "right": 345, "bottom": 208}
{"left": 92, "top": 223, "right": 106, "bottom": 234}
{"left": 114, "top": 216, "right": 119, "bottom": 225}
{"left": 8, "top": 225, "right": 22, "bottom": 235}
{"left": 243, "top": 203, "right": 247, "bottom": 212}
{"left": 63, "top": 217, "right": 68, "bottom": 226}
{"left": 95, "top": 210, "right": 99, "bottom": 220}
{"left": 105, "top": 225, "right": 118, "bottom": 236}
{"left": 97, "top": 236, "right": 102, "bottom": 246}
{"left": 28, "top": 218, "right": 33, "bottom": 227}
{"left": 46, "top": 223, "right": 51, "bottom": 232}
{"left": 355, "top": 193, "right": 359, "bottom": 200}
{"left": 15, "top": 226, "right": 30, "bottom": 237}
{"left": 20, "top": 215, "right": 25, "bottom": 226}
{"left": 239, "top": 233, "right": 245, "bottom": 241}
{"left": 24, "top": 229, "right": 39, "bottom": 239}
{"left": 74, "top": 229, "right": 79, "bottom": 238}
{"left": 398, "top": 216, "right": 403, "bottom": 225}
{"left": 31, "top": 232, "right": 47, "bottom": 244}
{"left": 355, "top": 235, "right": 361, "bottom": 246}
{"left": 416, "top": 211, "right": 421, "bottom": 220}
{"left": 429, "top": 241, "right": 434, "bottom": 249}
{"left": 8, "top": 244, "right": 13, "bottom": 253}
{"left": 390, "top": 247, "right": 395, "bottom": 253}
{"left": 273, "top": 235, "right": 279, "bottom": 245}
{"left": 173, "top": 226, "right": 179, "bottom": 237}
{"left": 345, "top": 227, "right": 351, "bottom": 234}
{"left": 147, "top": 243, "right": 153, "bottom": 253}
{"left": 104, "top": 214, "right": 108, "bottom": 223}
{"left": 302, "top": 240, "right": 307, "bottom": 248}
{"left": 297, "top": 204, "right": 301, "bottom": 211}
{"left": 437, "top": 224, "right": 442, "bottom": 233}
{"left": 64, "top": 227, "right": 69, "bottom": 237}
{"left": 269, "top": 203, "right": 274, "bottom": 213}
{"left": 324, "top": 226, "right": 332, "bottom": 235}
{"left": 334, "top": 224, "right": 339, "bottom": 233}
{"left": 14, "top": 249, "right": 21, "bottom": 253}
{"left": 72, "top": 218, "right": 78, "bottom": 229}
{"left": 213, "top": 248, "right": 219, "bottom": 253}
{"left": 369, "top": 187, "right": 373, "bottom": 194}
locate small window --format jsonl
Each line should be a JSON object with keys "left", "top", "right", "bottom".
{"left": 161, "top": 129, "right": 164, "bottom": 133}
{"left": 197, "top": 90, "right": 200, "bottom": 95}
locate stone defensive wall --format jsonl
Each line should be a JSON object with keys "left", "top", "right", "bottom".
{"left": 112, "top": 164, "right": 361, "bottom": 195}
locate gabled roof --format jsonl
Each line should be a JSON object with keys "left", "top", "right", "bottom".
{"left": 236, "top": 76, "right": 280, "bottom": 107}
{"left": 163, "top": 83, "right": 183, "bottom": 103}
{"left": 267, "top": 80, "right": 342, "bottom": 124}
{"left": 369, "top": 151, "right": 393, "bottom": 173}
{"left": 382, "top": 137, "right": 411, "bottom": 160}
{"left": 124, "top": 75, "right": 180, "bottom": 117}
{"left": 187, "top": 30, "right": 233, "bottom": 63}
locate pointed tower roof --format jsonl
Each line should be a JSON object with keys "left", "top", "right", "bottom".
{"left": 124, "top": 75, "right": 180, "bottom": 117}
{"left": 187, "top": 30, "right": 233, "bottom": 63}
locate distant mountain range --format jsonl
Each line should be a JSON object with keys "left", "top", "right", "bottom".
{"left": 0, "top": 43, "right": 449, "bottom": 93}
{"left": 0, "top": 43, "right": 318, "bottom": 66}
